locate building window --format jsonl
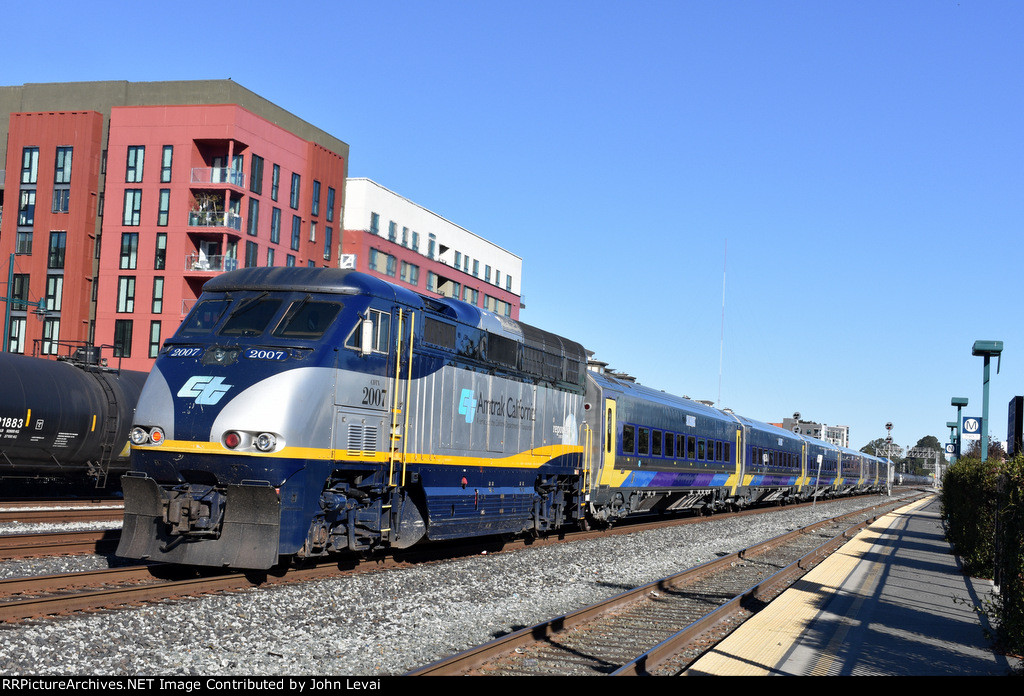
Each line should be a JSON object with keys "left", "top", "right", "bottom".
{"left": 266, "top": 247, "right": 275, "bottom": 267}
{"left": 15, "top": 231, "right": 33, "bottom": 255}
{"left": 286, "top": 254, "right": 295, "bottom": 267}
{"left": 247, "top": 199, "right": 260, "bottom": 236}
{"left": 463, "top": 286, "right": 478, "bottom": 305}
{"left": 323, "top": 227, "right": 332, "bottom": 261}
{"left": 310, "top": 220, "right": 317, "bottom": 243}
{"left": 11, "top": 274, "right": 30, "bottom": 311}
{"left": 152, "top": 277, "right": 164, "bottom": 314}
{"left": 123, "top": 190, "right": 142, "bottom": 226}
{"left": 117, "top": 276, "right": 136, "bottom": 313}
{"left": 400, "top": 261, "right": 419, "bottom": 286}
{"left": 250, "top": 155, "right": 264, "bottom": 195}
{"left": 472, "top": 260, "right": 479, "bottom": 277}
{"left": 155, "top": 233, "right": 167, "bottom": 270}
{"left": 7, "top": 317, "right": 26, "bottom": 354}
{"left": 427, "top": 234, "right": 436, "bottom": 259}
{"left": 271, "top": 208, "right": 281, "bottom": 244}
{"left": 484, "top": 265, "right": 491, "bottom": 283}
{"left": 126, "top": 146, "right": 145, "bottom": 183}
{"left": 311, "top": 180, "right": 321, "bottom": 216}
{"left": 271, "top": 164, "right": 280, "bottom": 201}
{"left": 161, "top": 145, "right": 173, "bottom": 182}
{"left": 18, "top": 190, "right": 36, "bottom": 227}
{"left": 113, "top": 320, "right": 133, "bottom": 358}
{"left": 388, "top": 221, "right": 397, "bottom": 243}
{"left": 506, "top": 275, "right": 512, "bottom": 291}
{"left": 326, "top": 187, "right": 335, "bottom": 222}
{"left": 411, "top": 231, "right": 419, "bottom": 252}
{"left": 370, "top": 212, "right": 380, "bottom": 235}
{"left": 454, "top": 250, "right": 462, "bottom": 268}
{"left": 289, "top": 173, "right": 300, "bottom": 209}
{"left": 120, "top": 233, "right": 139, "bottom": 270}
{"left": 158, "top": 189, "right": 170, "bottom": 226}
{"left": 246, "top": 241, "right": 259, "bottom": 268}
{"left": 41, "top": 318, "right": 60, "bottom": 355}
{"left": 149, "top": 321, "right": 162, "bottom": 358}
{"left": 21, "top": 147, "right": 39, "bottom": 184}
{"left": 385, "top": 254, "right": 396, "bottom": 277}
{"left": 54, "top": 147, "right": 73, "bottom": 184}
{"left": 52, "top": 189, "right": 70, "bottom": 214}
{"left": 48, "top": 231, "right": 66, "bottom": 269}
{"left": 291, "top": 216, "right": 301, "bottom": 251}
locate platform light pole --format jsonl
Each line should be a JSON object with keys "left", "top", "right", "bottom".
{"left": 971, "top": 341, "right": 1003, "bottom": 462}
{"left": 951, "top": 397, "right": 968, "bottom": 459}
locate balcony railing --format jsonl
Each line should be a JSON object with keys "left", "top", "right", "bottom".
{"left": 186, "top": 253, "right": 239, "bottom": 273}
{"left": 191, "top": 167, "right": 245, "bottom": 188}
{"left": 187, "top": 210, "right": 242, "bottom": 231}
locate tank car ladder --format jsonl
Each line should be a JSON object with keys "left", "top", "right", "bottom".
{"left": 87, "top": 369, "right": 122, "bottom": 489}
{"left": 381, "top": 309, "right": 415, "bottom": 541}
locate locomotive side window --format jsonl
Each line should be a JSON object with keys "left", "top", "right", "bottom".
{"left": 345, "top": 308, "right": 391, "bottom": 354}
{"left": 724, "top": 442, "right": 731, "bottom": 463}
{"left": 652, "top": 430, "right": 662, "bottom": 456}
{"left": 697, "top": 439, "right": 705, "bottom": 460}
{"left": 715, "top": 441, "right": 722, "bottom": 461}
{"left": 687, "top": 436, "right": 696, "bottom": 460}
{"left": 219, "top": 299, "right": 283, "bottom": 336}
{"left": 638, "top": 428, "right": 650, "bottom": 456}
{"left": 273, "top": 300, "right": 342, "bottom": 339}
{"left": 178, "top": 299, "right": 230, "bottom": 335}
{"left": 664, "top": 433, "right": 675, "bottom": 458}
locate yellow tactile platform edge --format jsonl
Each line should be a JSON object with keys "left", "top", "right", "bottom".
{"left": 684, "top": 496, "right": 934, "bottom": 676}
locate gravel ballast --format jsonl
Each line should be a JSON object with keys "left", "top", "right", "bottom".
{"left": 0, "top": 494, "right": 918, "bottom": 676}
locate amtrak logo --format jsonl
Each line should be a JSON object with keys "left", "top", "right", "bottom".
{"left": 458, "top": 388, "right": 477, "bottom": 424}
{"left": 178, "top": 376, "right": 234, "bottom": 405}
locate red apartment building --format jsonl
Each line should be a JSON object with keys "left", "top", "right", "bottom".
{"left": 0, "top": 81, "right": 349, "bottom": 372}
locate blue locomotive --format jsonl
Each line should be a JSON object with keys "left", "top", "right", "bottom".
{"left": 117, "top": 268, "right": 890, "bottom": 570}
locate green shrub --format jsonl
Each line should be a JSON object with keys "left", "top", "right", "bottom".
{"left": 941, "top": 455, "right": 1024, "bottom": 654}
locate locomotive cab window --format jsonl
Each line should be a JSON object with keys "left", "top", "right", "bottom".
{"left": 219, "top": 298, "right": 283, "bottom": 336}
{"left": 178, "top": 299, "right": 230, "bottom": 335}
{"left": 273, "top": 300, "right": 342, "bottom": 340}
{"left": 344, "top": 308, "right": 391, "bottom": 354}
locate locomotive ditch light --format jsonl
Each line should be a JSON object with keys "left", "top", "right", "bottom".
{"left": 150, "top": 427, "right": 164, "bottom": 444}
{"left": 130, "top": 427, "right": 148, "bottom": 445}
{"left": 224, "top": 431, "right": 241, "bottom": 449}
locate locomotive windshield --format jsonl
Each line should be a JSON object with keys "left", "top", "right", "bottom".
{"left": 219, "top": 297, "right": 283, "bottom": 336}
{"left": 178, "top": 299, "right": 230, "bottom": 335}
{"left": 272, "top": 300, "right": 343, "bottom": 340}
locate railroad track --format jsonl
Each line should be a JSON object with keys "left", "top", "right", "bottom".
{"left": 0, "top": 501, "right": 124, "bottom": 524}
{"left": 0, "top": 529, "right": 121, "bottom": 559}
{"left": 407, "top": 494, "right": 928, "bottom": 676}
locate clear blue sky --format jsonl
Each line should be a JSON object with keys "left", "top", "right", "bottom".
{"left": 7, "top": 1, "right": 1022, "bottom": 451}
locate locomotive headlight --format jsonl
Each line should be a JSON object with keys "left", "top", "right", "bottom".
{"left": 255, "top": 433, "right": 277, "bottom": 452}
{"left": 130, "top": 427, "right": 149, "bottom": 445}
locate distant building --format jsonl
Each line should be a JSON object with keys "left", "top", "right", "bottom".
{"left": 781, "top": 417, "right": 850, "bottom": 448}
{"left": 341, "top": 178, "right": 522, "bottom": 319}
{"left": 0, "top": 80, "right": 348, "bottom": 371}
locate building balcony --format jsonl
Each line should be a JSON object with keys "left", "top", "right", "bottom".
{"left": 191, "top": 167, "right": 245, "bottom": 188}
{"left": 187, "top": 210, "right": 242, "bottom": 231}
{"left": 185, "top": 253, "right": 239, "bottom": 274}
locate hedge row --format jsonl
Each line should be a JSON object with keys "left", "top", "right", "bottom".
{"left": 941, "top": 455, "right": 1024, "bottom": 655}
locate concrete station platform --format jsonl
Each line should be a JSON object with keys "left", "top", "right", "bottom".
{"left": 683, "top": 495, "right": 1021, "bottom": 676}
